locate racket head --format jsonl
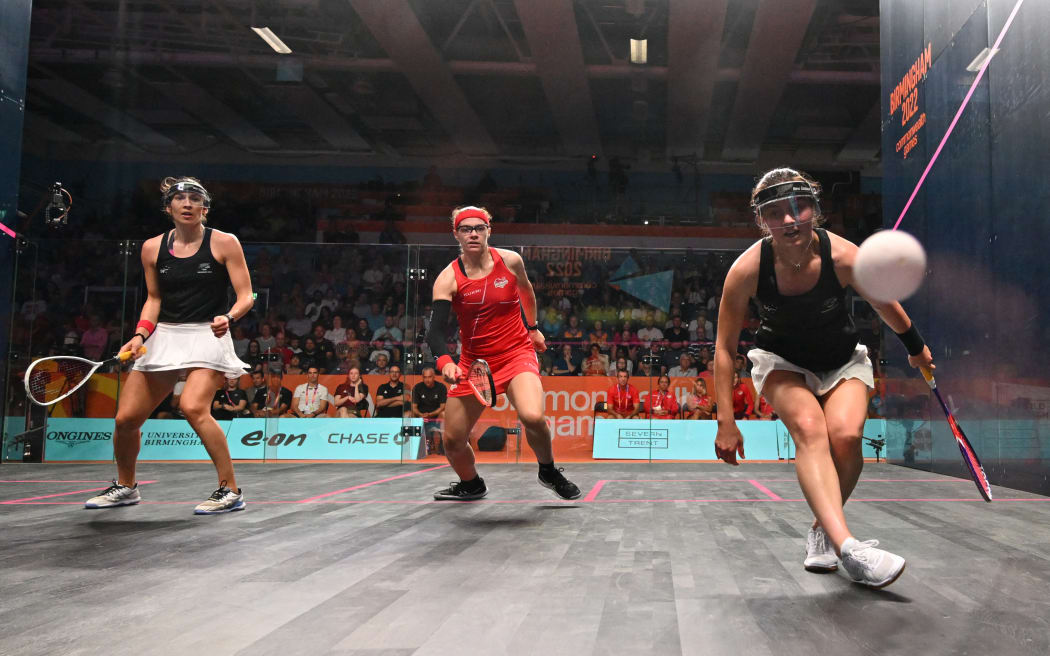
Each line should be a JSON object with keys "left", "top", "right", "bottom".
{"left": 467, "top": 359, "right": 495, "bottom": 407}
{"left": 931, "top": 386, "right": 993, "bottom": 502}
{"left": 23, "top": 356, "right": 100, "bottom": 406}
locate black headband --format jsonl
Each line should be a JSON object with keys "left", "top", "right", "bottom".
{"left": 162, "top": 181, "right": 212, "bottom": 208}
{"left": 752, "top": 180, "right": 817, "bottom": 209}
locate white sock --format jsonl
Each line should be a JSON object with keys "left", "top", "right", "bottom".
{"left": 840, "top": 537, "right": 860, "bottom": 554}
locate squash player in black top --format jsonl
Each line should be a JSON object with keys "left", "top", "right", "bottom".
{"left": 714, "top": 167, "right": 933, "bottom": 589}
{"left": 84, "top": 177, "right": 254, "bottom": 515}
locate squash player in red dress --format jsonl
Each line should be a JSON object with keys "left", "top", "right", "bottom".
{"left": 426, "top": 206, "right": 581, "bottom": 500}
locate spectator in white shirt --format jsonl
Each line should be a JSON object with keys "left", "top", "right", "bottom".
{"left": 689, "top": 310, "right": 714, "bottom": 342}
{"left": 325, "top": 315, "right": 348, "bottom": 344}
{"left": 287, "top": 366, "right": 330, "bottom": 417}
{"left": 667, "top": 353, "right": 698, "bottom": 378}
{"left": 636, "top": 316, "right": 664, "bottom": 348}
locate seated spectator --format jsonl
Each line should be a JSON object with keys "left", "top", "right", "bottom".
{"left": 153, "top": 370, "right": 189, "bottom": 419}
{"left": 231, "top": 325, "right": 249, "bottom": 358}
{"left": 637, "top": 316, "right": 664, "bottom": 349}
{"left": 284, "top": 354, "right": 303, "bottom": 375}
{"left": 246, "top": 371, "right": 268, "bottom": 415}
{"left": 333, "top": 367, "right": 370, "bottom": 418}
{"left": 256, "top": 323, "right": 276, "bottom": 352}
{"left": 286, "top": 366, "right": 330, "bottom": 418}
{"left": 551, "top": 343, "right": 580, "bottom": 376}
{"left": 731, "top": 371, "right": 754, "bottom": 420}
{"left": 754, "top": 395, "right": 776, "bottom": 420}
{"left": 286, "top": 312, "right": 313, "bottom": 339}
{"left": 80, "top": 315, "right": 109, "bottom": 361}
{"left": 325, "top": 315, "right": 347, "bottom": 344}
{"left": 304, "top": 290, "right": 326, "bottom": 323}
{"left": 735, "top": 353, "right": 752, "bottom": 379}
{"left": 689, "top": 310, "right": 714, "bottom": 342}
{"left": 605, "top": 369, "right": 641, "bottom": 419}
{"left": 699, "top": 359, "right": 716, "bottom": 387}
{"left": 540, "top": 304, "right": 564, "bottom": 336}
{"left": 581, "top": 343, "right": 609, "bottom": 376}
{"left": 369, "top": 351, "right": 391, "bottom": 375}
{"left": 374, "top": 365, "right": 410, "bottom": 418}
{"left": 268, "top": 332, "right": 293, "bottom": 369}
{"left": 667, "top": 353, "right": 698, "bottom": 378}
{"left": 252, "top": 371, "right": 292, "bottom": 417}
{"left": 298, "top": 337, "right": 323, "bottom": 372}
{"left": 561, "top": 315, "right": 585, "bottom": 351}
{"left": 606, "top": 354, "right": 633, "bottom": 377}
{"left": 371, "top": 315, "right": 403, "bottom": 351}
{"left": 212, "top": 377, "right": 248, "bottom": 420}
{"left": 664, "top": 316, "right": 690, "bottom": 357}
{"left": 412, "top": 366, "right": 448, "bottom": 454}
{"left": 685, "top": 378, "right": 714, "bottom": 420}
{"left": 612, "top": 325, "right": 639, "bottom": 351}
{"left": 644, "top": 375, "right": 680, "bottom": 419}
{"left": 364, "top": 302, "right": 386, "bottom": 332}
{"left": 588, "top": 320, "right": 609, "bottom": 352}
{"left": 242, "top": 339, "right": 264, "bottom": 373}
{"left": 355, "top": 318, "right": 373, "bottom": 342}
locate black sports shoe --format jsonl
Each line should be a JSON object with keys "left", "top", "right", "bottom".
{"left": 433, "top": 478, "right": 488, "bottom": 501}
{"left": 538, "top": 467, "right": 582, "bottom": 500}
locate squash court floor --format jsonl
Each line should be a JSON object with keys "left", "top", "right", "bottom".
{"left": 1, "top": 461, "right": 1048, "bottom": 656}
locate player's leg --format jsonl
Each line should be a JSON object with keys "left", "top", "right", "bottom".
{"left": 820, "top": 378, "right": 869, "bottom": 509}
{"left": 434, "top": 393, "right": 487, "bottom": 500}
{"left": 505, "top": 372, "right": 581, "bottom": 500}
{"left": 180, "top": 367, "right": 245, "bottom": 513}
{"left": 85, "top": 369, "right": 177, "bottom": 508}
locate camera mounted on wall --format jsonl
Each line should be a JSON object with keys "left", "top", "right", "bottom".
{"left": 44, "top": 182, "right": 72, "bottom": 227}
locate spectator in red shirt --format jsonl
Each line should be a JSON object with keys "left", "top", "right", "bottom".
{"left": 644, "top": 375, "right": 680, "bottom": 419}
{"left": 731, "top": 371, "right": 754, "bottom": 419}
{"left": 605, "top": 369, "right": 641, "bottom": 418}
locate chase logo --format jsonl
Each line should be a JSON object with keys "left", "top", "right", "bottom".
{"left": 617, "top": 428, "right": 668, "bottom": 449}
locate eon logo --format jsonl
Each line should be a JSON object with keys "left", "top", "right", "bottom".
{"left": 240, "top": 430, "right": 306, "bottom": 447}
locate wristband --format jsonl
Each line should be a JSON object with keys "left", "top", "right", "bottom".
{"left": 525, "top": 322, "right": 539, "bottom": 331}
{"left": 136, "top": 319, "right": 155, "bottom": 337}
{"left": 224, "top": 312, "right": 235, "bottom": 324}
{"left": 894, "top": 323, "right": 925, "bottom": 356}
{"left": 436, "top": 355, "right": 455, "bottom": 371}
{"left": 134, "top": 332, "right": 148, "bottom": 342}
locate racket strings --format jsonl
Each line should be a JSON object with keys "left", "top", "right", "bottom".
{"left": 468, "top": 363, "right": 493, "bottom": 405}
{"left": 27, "top": 360, "right": 95, "bottom": 404}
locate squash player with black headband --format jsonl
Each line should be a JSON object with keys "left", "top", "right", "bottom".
{"left": 84, "top": 177, "right": 254, "bottom": 514}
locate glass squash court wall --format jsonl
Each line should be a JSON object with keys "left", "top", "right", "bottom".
{"left": 880, "top": 0, "right": 1050, "bottom": 496}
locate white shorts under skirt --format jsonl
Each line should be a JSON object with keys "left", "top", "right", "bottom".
{"left": 748, "top": 344, "right": 874, "bottom": 399}
{"left": 133, "top": 322, "right": 250, "bottom": 379}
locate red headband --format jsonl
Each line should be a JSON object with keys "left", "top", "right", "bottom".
{"left": 453, "top": 207, "right": 491, "bottom": 228}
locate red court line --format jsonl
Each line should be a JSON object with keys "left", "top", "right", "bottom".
{"left": 297, "top": 464, "right": 449, "bottom": 502}
{"left": 748, "top": 480, "right": 783, "bottom": 500}
{"left": 0, "top": 222, "right": 16, "bottom": 239}
{"left": 582, "top": 480, "right": 608, "bottom": 502}
{"left": 5, "top": 496, "right": 1047, "bottom": 506}
{"left": 0, "top": 480, "right": 125, "bottom": 484}
{"left": 0, "top": 480, "right": 157, "bottom": 504}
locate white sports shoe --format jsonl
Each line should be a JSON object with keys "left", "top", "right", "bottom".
{"left": 840, "top": 538, "right": 906, "bottom": 588}
{"left": 804, "top": 525, "right": 838, "bottom": 572}
{"left": 84, "top": 481, "right": 140, "bottom": 509}
{"left": 194, "top": 482, "right": 245, "bottom": 515}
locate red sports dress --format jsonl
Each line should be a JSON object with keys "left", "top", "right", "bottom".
{"left": 449, "top": 248, "right": 540, "bottom": 397}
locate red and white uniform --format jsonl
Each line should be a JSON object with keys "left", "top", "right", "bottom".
{"left": 606, "top": 383, "right": 640, "bottom": 416}
{"left": 449, "top": 248, "right": 539, "bottom": 397}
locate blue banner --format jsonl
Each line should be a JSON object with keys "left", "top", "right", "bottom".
{"left": 43, "top": 417, "right": 425, "bottom": 462}
{"left": 593, "top": 419, "right": 887, "bottom": 460}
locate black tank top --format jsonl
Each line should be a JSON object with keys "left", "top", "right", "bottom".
{"left": 754, "top": 228, "right": 859, "bottom": 372}
{"left": 155, "top": 227, "right": 231, "bottom": 323}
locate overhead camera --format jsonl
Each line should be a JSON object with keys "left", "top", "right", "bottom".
{"left": 44, "top": 182, "right": 71, "bottom": 227}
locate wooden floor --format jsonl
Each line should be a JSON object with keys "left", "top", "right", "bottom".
{"left": 1, "top": 462, "right": 1048, "bottom": 656}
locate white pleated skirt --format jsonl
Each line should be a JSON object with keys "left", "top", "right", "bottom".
{"left": 133, "top": 322, "right": 251, "bottom": 379}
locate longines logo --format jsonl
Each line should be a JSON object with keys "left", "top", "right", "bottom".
{"left": 617, "top": 428, "right": 668, "bottom": 449}
{"left": 46, "top": 431, "right": 111, "bottom": 447}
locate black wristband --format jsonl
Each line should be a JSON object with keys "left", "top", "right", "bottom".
{"left": 894, "top": 323, "right": 925, "bottom": 356}
{"left": 224, "top": 312, "right": 235, "bottom": 324}
{"left": 526, "top": 323, "right": 538, "bottom": 331}
{"left": 134, "top": 332, "right": 148, "bottom": 342}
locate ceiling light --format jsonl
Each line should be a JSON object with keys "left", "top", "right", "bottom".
{"left": 630, "top": 38, "right": 647, "bottom": 65}
{"left": 251, "top": 27, "right": 292, "bottom": 54}
{"left": 965, "top": 47, "right": 998, "bottom": 72}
